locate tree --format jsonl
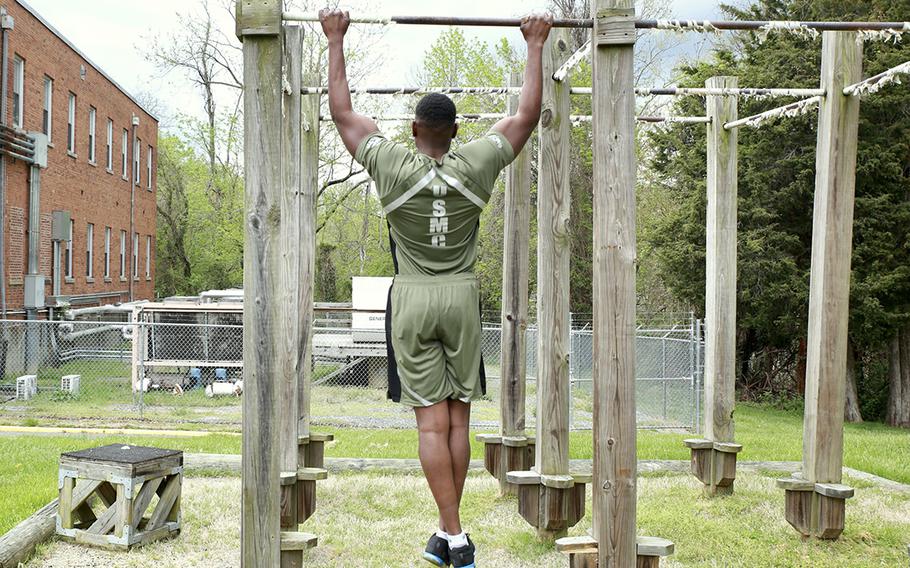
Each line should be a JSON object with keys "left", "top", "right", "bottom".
{"left": 645, "top": 0, "right": 910, "bottom": 423}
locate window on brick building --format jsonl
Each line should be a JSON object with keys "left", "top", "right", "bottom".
{"left": 88, "top": 107, "right": 96, "bottom": 163}
{"left": 104, "top": 227, "right": 111, "bottom": 279}
{"left": 65, "top": 221, "right": 74, "bottom": 280}
{"left": 145, "top": 236, "right": 151, "bottom": 279}
{"left": 119, "top": 230, "right": 126, "bottom": 279}
{"left": 134, "top": 138, "right": 141, "bottom": 185}
{"left": 13, "top": 56, "right": 24, "bottom": 129}
{"left": 43, "top": 77, "right": 53, "bottom": 141}
{"left": 132, "top": 232, "right": 139, "bottom": 279}
{"left": 86, "top": 223, "right": 94, "bottom": 279}
{"left": 147, "top": 146, "right": 153, "bottom": 190}
{"left": 121, "top": 129, "right": 128, "bottom": 178}
{"left": 106, "top": 119, "right": 113, "bottom": 170}
{"left": 67, "top": 93, "right": 76, "bottom": 153}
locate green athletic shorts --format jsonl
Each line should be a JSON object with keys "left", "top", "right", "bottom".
{"left": 386, "top": 273, "right": 485, "bottom": 407}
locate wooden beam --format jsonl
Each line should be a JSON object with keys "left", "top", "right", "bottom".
{"left": 279, "top": 28, "right": 303, "bottom": 568}
{"left": 591, "top": 0, "right": 638, "bottom": 565}
{"left": 534, "top": 28, "right": 573, "bottom": 480}
{"left": 240, "top": 0, "right": 283, "bottom": 565}
{"left": 704, "top": 76, "right": 738, "bottom": 444}
{"left": 499, "top": 70, "right": 531, "bottom": 443}
{"left": 298, "top": 70, "right": 320, "bottom": 447}
{"left": 802, "top": 32, "right": 862, "bottom": 486}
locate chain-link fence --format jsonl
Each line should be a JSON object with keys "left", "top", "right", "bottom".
{"left": 0, "top": 314, "right": 703, "bottom": 432}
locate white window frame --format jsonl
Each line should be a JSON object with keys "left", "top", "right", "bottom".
{"left": 147, "top": 146, "right": 152, "bottom": 190}
{"left": 106, "top": 119, "right": 113, "bottom": 170}
{"left": 88, "top": 107, "right": 96, "bottom": 163}
{"left": 12, "top": 56, "right": 23, "bottom": 128}
{"left": 67, "top": 93, "right": 76, "bottom": 153}
{"left": 134, "top": 138, "right": 141, "bottom": 185}
{"left": 119, "top": 230, "right": 126, "bottom": 280}
{"left": 145, "top": 236, "right": 151, "bottom": 279}
{"left": 86, "top": 223, "right": 94, "bottom": 279}
{"left": 121, "top": 129, "right": 128, "bottom": 178}
{"left": 104, "top": 227, "right": 111, "bottom": 279}
{"left": 65, "top": 221, "right": 74, "bottom": 279}
{"left": 43, "top": 76, "right": 53, "bottom": 141}
{"left": 132, "top": 232, "right": 139, "bottom": 279}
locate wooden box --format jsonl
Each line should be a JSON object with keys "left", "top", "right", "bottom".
{"left": 56, "top": 445, "right": 183, "bottom": 551}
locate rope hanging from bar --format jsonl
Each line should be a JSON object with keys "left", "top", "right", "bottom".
{"left": 300, "top": 85, "right": 825, "bottom": 98}
{"left": 553, "top": 40, "right": 591, "bottom": 82}
{"left": 724, "top": 96, "right": 822, "bottom": 130}
{"left": 282, "top": 12, "right": 910, "bottom": 33}
{"left": 844, "top": 60, "right": 910, "bottom": 96}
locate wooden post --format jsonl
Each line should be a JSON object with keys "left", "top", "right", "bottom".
{"left": 298, "top": 71, "right": 319, "bottom": 446}
{"left": 535, "top": 28, "right": 572, "bottom": 481}
{"left": 684, "top": 76, "right": 743, "bottom": 496}
{"left": 781, "top": 30, "right": 861, "bottom": 541}
{"left": 278, "top": 24, "right": 303, "bottom": 568}
{"left": 590, "top": 0, "right": 649, "bottom": 565}
{"left": 238, "top": 0, "right": 283, "bottom": 566}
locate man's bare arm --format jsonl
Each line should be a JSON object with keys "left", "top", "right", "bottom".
{"left": 491, "top": 14, "right": 553, "bottom": 155}
{"left": 320, "top": 9, "right": 379, "bottom": 156}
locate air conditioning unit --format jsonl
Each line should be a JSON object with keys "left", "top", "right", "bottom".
{"left": 61, "top": 375, "right": 80, "bottom": 395}
{"left": 16, "top": 375, "right": 37, "bottom": 400}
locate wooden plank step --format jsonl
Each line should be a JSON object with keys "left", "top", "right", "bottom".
{"left": 475, "top": 434, "right": 502, "bottom": 443}
{"left": 309, "top": 433, "right": 334, "bottom": 442}
{"left": 506, "top": 470, "right": 541, "bottom": 485}
{"left": 777, "top": 477, "right": 814, "bottom": 491}
{"left": 682, "top": 438, "right": 713, "bottom": 449}
{"left": 280, "top": 531, "right": 317, "bottom": 550}
{"left": 540, "top": 474, "right": 575, "bottom": 489}
{"left": 279, "top": 472, "right": 297, "bottom": 486}
{"left": 297, "top": 468, "right": 328, "bottom": 481}
{"left": 637, "top": 536, "right": 675, "bottom": 557}
{"left": 713, "top": 442, "right": 743, "bottom": 454}
{"left": 502, "top": 436, "right": 530, "bottom": 447}
{"left": 555, "top": 535, "right": 598, "bottom": 553}
{"left": 571, "top": 472, "right": 593, "bottom": 485}
{"left": 814, "top": 483, "right": 854, "bottom": 499}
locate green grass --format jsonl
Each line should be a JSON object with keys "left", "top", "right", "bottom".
{"left": 1, "top": 403, "right": 907, "bottom": 538}
{"left": 24, "top": 471, "right": 910, "bottom": 567}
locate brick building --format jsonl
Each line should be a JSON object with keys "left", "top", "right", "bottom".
{"left": 0, "top": 0, "right": 157, "bottom": 317}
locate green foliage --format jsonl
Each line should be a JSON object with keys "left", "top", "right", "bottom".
{"left": 646, "top": 0, "right": 910, "bottom": 399}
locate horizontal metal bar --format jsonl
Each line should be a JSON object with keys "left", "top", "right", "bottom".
{"left": 302, "top": 86, "right": 824, "bottom": 98}
{"left": 0, "top": 147, "right": 34, "bottom": 163}
{"left": 724, "top": 95, "right": 822, "bottom": 129}
{"left": 284, "top": 12, "right": 910, "bottom": 32}
{"left": 844, "top": 59, "right": 910, "bottom": 96}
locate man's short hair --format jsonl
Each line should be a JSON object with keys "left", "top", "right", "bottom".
{"left": 415, "top": 93, "right": 457, "bottom": 127}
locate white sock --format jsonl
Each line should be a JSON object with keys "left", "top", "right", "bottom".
{"left": 436, "top": 530, "right": 449, "bottom": 541}
{"left": 448, "top": 531, "right": 468, "bottom": 550}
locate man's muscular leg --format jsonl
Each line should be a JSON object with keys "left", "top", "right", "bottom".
{"left": 415, "top": 401, "right": 462, "bottom": 536}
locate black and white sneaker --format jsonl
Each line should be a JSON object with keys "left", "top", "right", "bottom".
{"left": 422, "top": 533, "right": 451, "bottom": 567}
{"left": 449, "top": 535, "right": 476, "bottom": 568}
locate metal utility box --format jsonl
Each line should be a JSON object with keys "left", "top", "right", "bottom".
{"left": 24, "top": 274, "right": 45, "bottom": 308}
{"left": 30, "top": 132, "right": 48, "bottom": 168}
{"left": 52, "top": 211, "right": 71, "bottom": 241}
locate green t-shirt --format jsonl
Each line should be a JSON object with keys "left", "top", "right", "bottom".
{"left": 355, "top": 130, "right": 515, "bottom": 276}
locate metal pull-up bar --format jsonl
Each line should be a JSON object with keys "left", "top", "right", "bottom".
{"left": 283, "top": 12, "right": 910, "bottom": 32}
{"left": 316, "top": 113, "right": 711, "bottom": 125}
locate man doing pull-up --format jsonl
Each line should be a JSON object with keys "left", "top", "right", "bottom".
{"left": 320, "top": 10, "right": 552, "bottom": 567}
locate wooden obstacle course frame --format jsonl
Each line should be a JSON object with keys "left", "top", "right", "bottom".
{"left": 555, "top": 535, "right": 675, "bottom": 567}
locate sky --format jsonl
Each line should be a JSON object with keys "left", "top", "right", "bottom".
{"left": 23, "top": 0, "right": 728, "bottom": 129}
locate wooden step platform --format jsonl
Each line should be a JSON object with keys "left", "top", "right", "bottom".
{"left": 683, "top": 438, "right": 743, "bottom": 496}
{"left": 777, "top": 476, "right": 854, "bottom": 539}
{"left": 506, "top": 470, "right": 590, "bottom": 540}
{"left": 476, "top": 434, "right": 536, "bottom": 496}
{"left": 555, "top": 535, "right": 675, "bottom": 567}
